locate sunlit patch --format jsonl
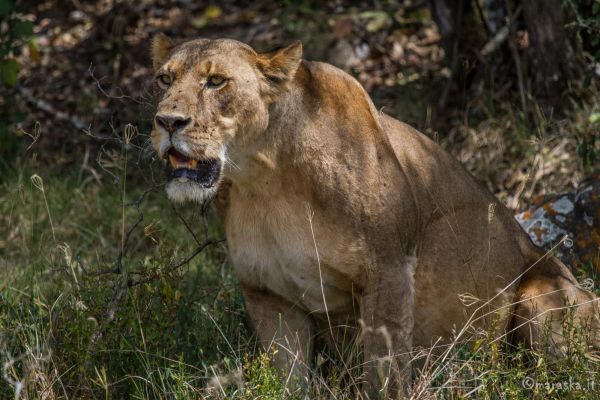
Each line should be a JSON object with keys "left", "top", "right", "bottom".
{"left": 516, "top": 174, "right": 600, "bottom": 272}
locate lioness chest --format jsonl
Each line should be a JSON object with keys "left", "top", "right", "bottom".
{"left": 223, "top": 185, "right": 366, "bottom": 314}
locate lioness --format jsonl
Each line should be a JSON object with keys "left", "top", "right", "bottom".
{"left": 150, "top": 35, "right": 600, "bottom": 397}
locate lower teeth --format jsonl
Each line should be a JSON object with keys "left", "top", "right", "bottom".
{"left": 177, "top": 177, "right": 189, "bottom": 183}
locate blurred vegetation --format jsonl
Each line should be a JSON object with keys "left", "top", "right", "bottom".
{"left": 0, "top": 0, "right": 34, "bottom": 87}
{"left": 0, "top": 0, "right": 34, "bottom": 174}
{"left": 1, "top": 0, "right": 600, "bottom": 398}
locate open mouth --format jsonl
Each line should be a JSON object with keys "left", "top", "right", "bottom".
{"left": 165, "top": 148, "right": 221, "bottom": 188}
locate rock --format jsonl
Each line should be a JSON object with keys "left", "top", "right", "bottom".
{"left": 515, "top": 174, "right": 600, "bottom": 272}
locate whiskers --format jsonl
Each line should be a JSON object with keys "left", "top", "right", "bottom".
{"left": 220, "top": 146, "right": 241, "bottom": 172}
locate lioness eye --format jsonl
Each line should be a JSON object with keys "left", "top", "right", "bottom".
{"left": 207, "top": 75, "right": 226, "bottom": 88}
{"left": 157, "top": 74, "right": 171, "bottom": 88}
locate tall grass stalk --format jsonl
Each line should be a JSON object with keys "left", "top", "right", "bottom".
{"left": 30, "top": 174, "right": 55, "bottom": 242}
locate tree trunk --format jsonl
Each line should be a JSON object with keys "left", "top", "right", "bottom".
{"left": 522, "top": 0, "right": 582, "bottom": 113}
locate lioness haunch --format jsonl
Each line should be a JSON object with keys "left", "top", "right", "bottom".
{"left": 150, "top": 35, "right": 600, "bottom": 397}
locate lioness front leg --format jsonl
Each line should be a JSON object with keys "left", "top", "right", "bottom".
{"left": 241, "top": 285, "right": 314, "bottom": 387}
{"left": 360, "top": 256, "right": 416, "bottom": 399}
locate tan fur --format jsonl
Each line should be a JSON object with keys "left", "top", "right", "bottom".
{"left": 152, "top": 33, "right": 174, "bottom": 72}
{"left": 150, "top": 36, "right": 600, "bottom": 397}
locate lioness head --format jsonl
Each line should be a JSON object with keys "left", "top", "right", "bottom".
{"left": 150, "top": 35, "right": 302, "bottom": 203}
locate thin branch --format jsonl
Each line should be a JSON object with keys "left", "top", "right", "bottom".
{"left": 171, "top": 203, "right": 203, "bottom": 246}
{"left": 84, "top": 275, "right": 129, "bottom": 371}
{"left": 504, "top": 3, "right": 527, "bottom": 119}
{"left": 479, "top": 26, "right": 509, "bottom": 58}
{"left": 88, "top": 63, "right": 152, "bottom": 107}
{"left": 90, "top": 184, "right": 161, "bottom": 276}
{"left": 84, "top": 180, "right": 223, "bottom": 371}
{"left": 472, "top": 0, "right": 491, "bottom": 37}
{"left": 16, "top": 86, "right": 89, "bottom": 131}
{"left": 128, "top": 239, "right": 224, "bottom": 287}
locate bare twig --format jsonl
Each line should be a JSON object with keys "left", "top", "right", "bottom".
{"left": 85, "top": 276, "right": 129, "bottom": 370}
{"left": 84, "top": 182, "right": 222, "bottom": 371}
{"left": 479, "top": 26, "right": 509, "bottom": 57}
{"left": 171, "top": 203, "right": 202, "bottom": 246}
{"left": 129, "top": 238, "right": 223, "bottom": 287}
{"left": 16, "top": 86, "right": 89, "bottom": 131}
{"left": 473, "top": 0, "right": 491, "bottom": 37}
{"left": 85, "top": 233, "right": 222, "bottom": 362}
{"left": 478, "top": 6, "right": 521, "bottom": 59}
{"left": 90, "top": 184, "right": 161, "bottom": 276}
{"left": 504, "top": 3, "right": 527, "bottom": 119}
{"left": 19, "top": 121, "right": 41, "bottom": 151}
{"left": 88, "top": 63, "right": 153, "bottom": 107}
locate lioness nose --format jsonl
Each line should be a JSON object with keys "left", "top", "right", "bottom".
{"left": 155, "top": 114, "right": 191, "bottom": 135}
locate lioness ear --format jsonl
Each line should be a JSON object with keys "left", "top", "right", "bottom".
{"left": 257, "top": 41, "right": 302, "bottom": 94}
{"left": 152, "top": 33, "right": 174, "bottom": 71}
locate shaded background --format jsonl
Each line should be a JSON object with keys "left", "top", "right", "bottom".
{"left": 2, "top": 0, "right": 599, "bottom": 200}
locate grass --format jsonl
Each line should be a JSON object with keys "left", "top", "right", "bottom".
{"left": 1, "top": 141, "right": 598, "bottom": 400}
{"left": 0, "top": 154, "right": 248, "bottom": 398}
